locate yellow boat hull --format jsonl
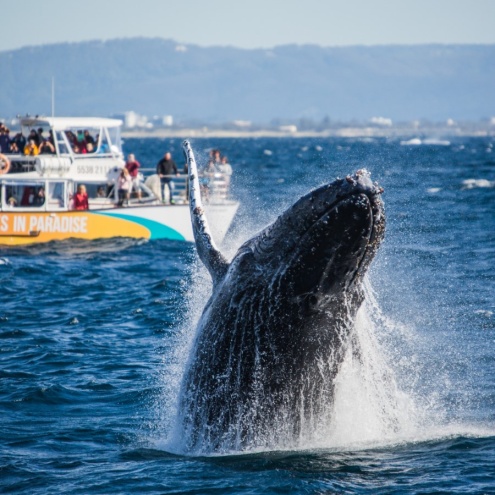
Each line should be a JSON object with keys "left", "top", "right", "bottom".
{"left": 0, "top": 203, "right": 239, "bottom": 246}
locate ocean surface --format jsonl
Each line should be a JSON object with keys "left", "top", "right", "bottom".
{"left": 1, "top": 136, "right": 494, "bottom": 494}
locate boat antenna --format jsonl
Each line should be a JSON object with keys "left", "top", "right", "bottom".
{"left": 51, "top": 77, "right": 55, "bottom": 117}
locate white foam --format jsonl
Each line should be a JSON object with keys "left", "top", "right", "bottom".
{"left": 400, "top": 138, "right": 422, "bottom": 146}
{"left": 461, "top": 179, "right": 495, "bottom": 189}
{"left": 462, "top": 179, "right": 495, "bottom": 189}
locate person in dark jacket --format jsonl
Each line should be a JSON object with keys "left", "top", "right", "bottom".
{"left": 156, "top": 152, "right": 179, "bottom": 204}
{"left": 0, "top": 125, "right": 10, "bottom": 153}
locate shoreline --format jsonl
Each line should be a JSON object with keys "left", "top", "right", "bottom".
{"left": 122, "top": 126, "right": 495, "bottom": 139}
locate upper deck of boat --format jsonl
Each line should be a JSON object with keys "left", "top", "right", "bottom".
{"left": 0, "top": 117, "right": 233, "bottom": 212}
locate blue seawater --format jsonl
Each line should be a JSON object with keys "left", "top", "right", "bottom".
{"left": 1, "top": 137, "right": 494, "bottom": 494}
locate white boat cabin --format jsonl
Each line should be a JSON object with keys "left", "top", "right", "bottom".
{"left": 0, "top": 117, "right": 158, "bottom": 211}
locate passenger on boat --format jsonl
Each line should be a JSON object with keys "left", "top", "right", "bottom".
{"left": 117, "top": 168, "right": 132, "bottom": 206}
{"left": 76, "top": 130, "right": 88, "bottom": 153}
{"left": 39, "top": 139, "right": 56, "bottom": 154}
{"left": 74, "top": 185, "right": 89, "bottom": 210}
{"left": 65, "top": 131, "right": 78, "bottom": 150}
{"left": 217, "top": 155, "right": 233, "bottom": 188}
{"left": 20, "top": 187, "right": 35, "bottom": 206}
{"left": 28, "top": 129, "right": 40, "bottom": 146}
{"left": 212, "top": 149, "right": 222, "bottom": 168}
{"left": 219, "top": 155, "right": 232, "bottom": 176}
{"left": 125, "top": 153, "right": 142, "bottom": 200}
{"left": 37, "top": 128, "right": 45, "bottom": 145}
{"left": 0, "top": 126, "right": 10, "bottom": 153}
{"left": 34, "top": 187, "right": 45, "bottom": 206}
{"left": 9, "top": 142, "right": 20, "bottom": 153}
{"left": 156, "top": 152, "right": 179, "bottom": 204}
{"left": 11, "top": 133, "right": 26, "bottom": 153}
{"left": 199, "top": 160, "right": 217, "bottom": 201}
{"left": 97, "top": 186, "right": 106, "bottom": 198}
{"left": 98, "top": 143, "right": 109, "bottom": 154}
{"left": 23, "top": 139, "right": 39, "bottom": 156}
{"left": 84, "top": 130, "right": 95, "bottom": 147}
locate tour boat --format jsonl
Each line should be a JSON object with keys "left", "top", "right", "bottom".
{"left": 0, "top": 117, "right": 239, "bottom": 246}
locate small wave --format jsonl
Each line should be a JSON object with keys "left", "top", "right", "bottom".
{"left": 474, "top": 309, "right": 493, "bottom": 318}
{"left": 400, "top": 138, "right": 422, "bottom": 146}
{"left": 461, "top": 179, "right": 495, "bottom": 190}
{"left": 400, "top": 138, "right": 450, "bottom": 146}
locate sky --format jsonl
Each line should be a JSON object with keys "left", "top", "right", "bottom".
{"left": 1, "top": 0, "right": 495, "bottom": 52}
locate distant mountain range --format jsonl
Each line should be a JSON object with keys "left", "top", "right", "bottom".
{"left": 1, "top": 38, "right": 494, "bottom": 123}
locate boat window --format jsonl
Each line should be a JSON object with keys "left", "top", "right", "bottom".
{"left": 79, "top": 182, "right": 114, "bottom": 199}
{"left": 106, "top": 126, "right": 122, "bottom": 154}
{"left": 96, "top": 129, "right": 111, "bottom": 155}
{"left": 4, "top": 182, "right": 46, "bottom": 209}
{"left": 57, "top": 128, "right": 99, "bottom": 155}
{"left": 47, "top": 182, "right": 66, "bottom": 209}
{"left": 55, "top": 131, "right": 70, "bottom": 155}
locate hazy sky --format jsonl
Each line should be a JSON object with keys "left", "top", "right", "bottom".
{"left": 2, "top": 0, "right": 494, "bottom": 51}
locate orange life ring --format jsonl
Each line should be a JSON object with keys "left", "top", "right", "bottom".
{"left": 0, "top": 154, "right": 10, "bottom": 175}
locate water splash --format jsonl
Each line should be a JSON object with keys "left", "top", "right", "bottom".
{"left": 155, "top": 265, "right": 430, "bottom": 455}
{"left": 151, "top": 159, "right": 493, "bottom": 456}
{"left": 320, "top": 279, "right": 421, "bottom": 450}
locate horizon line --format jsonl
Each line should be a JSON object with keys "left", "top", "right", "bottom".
{"left": 2, "top": 36, "right": 495, "bottom": 54}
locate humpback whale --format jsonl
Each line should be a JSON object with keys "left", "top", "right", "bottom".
{"left": 178, "top": 141, "right": 385, "bottom": 453}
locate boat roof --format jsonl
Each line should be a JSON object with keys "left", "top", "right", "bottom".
{"left": 20, "top": 116, "right": 123, "bottom": 130}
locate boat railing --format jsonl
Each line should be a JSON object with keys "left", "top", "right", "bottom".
{"left": 141, "top": 171, "right": 232, "bottom": 204}
{"left": 6, "top": 156, "right": 38, "bottom": 174}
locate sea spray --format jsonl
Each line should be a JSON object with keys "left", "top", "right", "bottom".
{"left": 152, "top": 258, "right": 212, "bottom": 452}
{"left": 323, "top": 278, "right": 421, "bottom": 450}
{"left": 159, "top": 273, "right": 424, "bottom": 455}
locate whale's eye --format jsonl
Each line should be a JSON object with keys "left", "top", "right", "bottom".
{"left": 309, "top": 295, "right": 318, "bottom": 307}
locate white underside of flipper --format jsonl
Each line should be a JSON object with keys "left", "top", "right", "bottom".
{"left": 183, "top": 140, "right": 228, "bottom": 283}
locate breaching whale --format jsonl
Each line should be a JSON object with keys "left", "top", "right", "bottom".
{"left": 178, "top": 141, "right": 385, "bottom": 453}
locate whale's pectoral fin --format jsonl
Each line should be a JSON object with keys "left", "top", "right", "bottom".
{"left": 183, "top": 140, "right": 229, "bottom": 284}
{"left": 190, "top": 203, "right": 229, "bottom": 283}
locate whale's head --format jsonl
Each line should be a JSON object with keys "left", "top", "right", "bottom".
{"left": 235, "top": 170, "right": 385, "bottom": 313}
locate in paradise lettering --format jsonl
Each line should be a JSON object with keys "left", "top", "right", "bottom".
{"left": 0, "top": 214, "right": 88, "bottom": 234}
